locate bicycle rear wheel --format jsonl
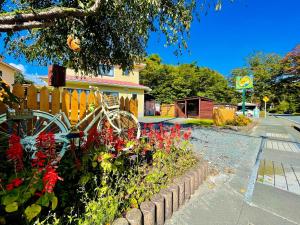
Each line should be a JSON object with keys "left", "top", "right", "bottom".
{"left": 0, "top": 110, "right": 69, "bottom": 158}
{"left": 97, "top": 110, "right": 141, "bottom": 140}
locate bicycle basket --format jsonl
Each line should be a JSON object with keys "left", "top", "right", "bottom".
{"left": 103, "top": 94, "right": 120, "bottom": 108}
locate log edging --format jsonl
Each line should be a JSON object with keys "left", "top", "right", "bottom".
{"left": 112, "top": 161, "right": 209, "bottom": 225}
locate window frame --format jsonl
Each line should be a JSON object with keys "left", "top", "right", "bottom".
{"left": 102, "top": 91, "right": 119, "bottom": 97}
{"left": 99, "top": 64, "right": 115, "bottom": 77}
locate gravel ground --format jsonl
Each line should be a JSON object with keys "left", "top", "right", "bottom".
{"left": 190, "top": 127, "right": 261, "bottom": 173}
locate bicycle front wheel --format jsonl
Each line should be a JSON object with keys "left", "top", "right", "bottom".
{"left": 97, "top": 111, "right": 141, "bottom": 140}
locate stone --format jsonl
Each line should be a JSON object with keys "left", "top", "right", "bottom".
{"left": 160, "top": 189, "right": 173, "bottom": 220}
{"left": 184, "top": 175, "right": 191, "bottom": 200}
{"left": 126, "top": 208, "right": 142, "bottom": 225}
{"left": 151, "top": 193, "right": 164, "bottom": 225}
{"left": 187, "top": 172, "right": 195, "bottom": 195}
{"left": 112, "top": 218, "right": 129, "bottom": 225}
{"left": 169, "top": 184, "right": 179, "bottom": 212}
{"left": 198, "top": 166, "right": 203, "bottom": 185}
{"left": 140, "top": 201, "right": 155, "bottom": 225}
{"left": 193, "top": 169, "right": 199, "bottom": 189}
{"left": 174, "top": 177, "right": 185, "bottom": 207}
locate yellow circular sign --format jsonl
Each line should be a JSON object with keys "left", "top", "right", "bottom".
{"left": 239, "top": 76, "right": 251, "bottom": 87}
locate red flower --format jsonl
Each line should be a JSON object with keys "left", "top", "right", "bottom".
{"left": 183, "top": 128, "right": 192, "bottom": 140}
{"left": 6, "top": 183, "right": 14, "bottom": 191}
{"left": 127, "top": 128, "right": 135, "bottom": 140}
{"left": 36, "top": 133, "right": 56, "bottom": 159}
{"left": 42, "top": 166, "right": 63, "bottom": 193}
{"left": 6, "top": 134, "right": 24, "bottom": 171}
{"left": 11, "top": 178, "right": 23, "bottom": 187}
{"left": 114, "top": 138, "right": 125, "bottom": 151}
{"left": 32, "top": 151, "right": 47, "bottom": 167}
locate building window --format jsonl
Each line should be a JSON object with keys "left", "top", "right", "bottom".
{"left": 103, "top": 91, "right": 119, "bottom": 97}
{"left": 99, "top": 64, "right": 114, "bottom": 77}
{"left": 122, "top": 68, "right": 130, "bottom": 76}
{"left": 0, "top": 70, "right": 2, "bottom": 78}
{"left": 132, "top": 93, "right": 137, "bottom": 100}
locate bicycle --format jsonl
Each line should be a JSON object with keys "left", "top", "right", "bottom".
{"left": 0, "top": 88, "right": 141, "bottom": 158}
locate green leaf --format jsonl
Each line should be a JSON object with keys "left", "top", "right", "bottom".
{"left": 2, "top": 190, "right": 19, "bottom": 205}
{"left": 36, "top": 194, "right": 49, "bottom": 207}
{"left": 19, "top": 192, "right": 32, "bottom": 204}
{"left": 92, "top": 161, "right": 97, "bottom": 168}
{"left": 101, "top": 160, "right": 112, "bottom": 173}
{"left": 25, "top": 204, "right": 41, "bottom": 222}
{"left": 78, "top": 0, "right": 85, "bottom": 9}
{"left": 51, "top": 196, "right": 58, "bottom": 210}
{"left": 5, "top": 202, "right": 18, "bottom": 213}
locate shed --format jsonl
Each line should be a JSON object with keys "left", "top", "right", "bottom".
{"left": 175, "top": 96, "right": 214, "bottom": 119}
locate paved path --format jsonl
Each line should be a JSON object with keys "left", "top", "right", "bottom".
{"left": 165, "top": 116, "right": 300, "bottom": 225}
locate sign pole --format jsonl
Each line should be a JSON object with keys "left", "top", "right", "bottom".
{"left": 242, "top": 88, "right": 246, "bottom": 116}
{"left": 264, "top": 101, "right": 267, "bottom": 118}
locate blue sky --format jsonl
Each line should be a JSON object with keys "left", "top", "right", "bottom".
{"left": 147, "top": 0, "right": 300, "bottom": 76}
{"left": 1, "top": 0, "right": 300, "bottom": 82}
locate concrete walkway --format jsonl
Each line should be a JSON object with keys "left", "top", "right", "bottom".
{"left": 166, "top": 116, "right": 300, "bottom": 225}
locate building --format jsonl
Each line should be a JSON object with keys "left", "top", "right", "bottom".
{"left": 42, "top": 64, "right": 151, "bottom": 118}
{"left": 0, "top": 57, "right": 21, "bottom": 90}
{"left": 175, "top": 96, "right": 214, "bottom": 119}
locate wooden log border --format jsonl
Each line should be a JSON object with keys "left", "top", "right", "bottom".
{"left": 113, "top": 161, "right": 209, "bottom": 225}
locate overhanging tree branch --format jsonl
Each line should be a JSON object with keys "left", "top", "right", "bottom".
{"left": 0, "top": 21, "right": 53, "bottom": 32}
{"left": 0, "top": 0, "right": 102, "bottom": 31}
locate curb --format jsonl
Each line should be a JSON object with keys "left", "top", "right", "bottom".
{"left": 112, "top": 161, "right": 209, "bottom": 225}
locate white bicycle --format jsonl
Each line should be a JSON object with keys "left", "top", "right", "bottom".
{"left": 0, "top": 89, "right": 141, "bottom": 158}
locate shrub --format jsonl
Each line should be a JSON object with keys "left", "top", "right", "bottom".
{"left": 213, "top": 107, "right": 235, "bottom": 126}
{"left": 226, "top": 115, "right": 252, "bottom": 126}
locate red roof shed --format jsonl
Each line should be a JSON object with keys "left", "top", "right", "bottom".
{"left": 175, "top": 97, "right": 214, "bottom": 119}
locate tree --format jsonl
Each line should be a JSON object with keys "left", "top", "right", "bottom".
{"left": 0, "top": 0, "right": 225, "bottom": 75}
{"left": 14, "top": 72, "right": 33, "bottom": 84}
{"left": 231, "top": 51, "right": 300, "bottom": 113}
{"left": 140, "top": 54, "right": 234, "bottom": 104}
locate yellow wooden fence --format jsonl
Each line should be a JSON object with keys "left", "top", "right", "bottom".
{"left": 0, "top": 84, "right": 138, "bottom": 124}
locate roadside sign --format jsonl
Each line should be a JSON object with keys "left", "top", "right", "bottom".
{"left": 263, "top": 96, "right": 269, "bottom": 102}
{"left": 262, "top": 96, "right": 269, "bottom": 118}
{"left": 236, "top": 76, "right": 253, "bottom": 90}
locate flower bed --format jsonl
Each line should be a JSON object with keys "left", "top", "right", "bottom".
{"left": 0, "top": 123, "right": 201, "bottom": 225}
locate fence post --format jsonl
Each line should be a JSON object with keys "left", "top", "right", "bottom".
{"left": 79, "top": 91, "right": 87, "bottom": 120}
{"left": 62, "top": 89, "right": 70, "bottom": 118}
{"left": 51, "top": 88, "right": 60, "bottom": 114}
{"left": 120, "top": 96, "right": 125, "bottom": 110}
{"left": 125, "top": 97, "right": 130, "bottom": 112}
{"left": 27, "top": 85, "right": 38, "bottom": 110}
{"left": 70, "top": 89, "right": 79, "bottom": 124}
{"left": 39, "top": 86, "right": 49, "bottom": 112}
{"left": 12, "top": 83, "right": 24, "bottom": 111}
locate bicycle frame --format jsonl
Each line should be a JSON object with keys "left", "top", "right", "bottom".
{"left": 74, "top": 104, "right": 122, "bottom": 136}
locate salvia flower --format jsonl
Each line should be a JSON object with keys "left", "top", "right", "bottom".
{"left": 42, "top": 166, "right": 63, "bottom": 193}
{"left": 6, "top": 134, "right": 24, "bottom": 171}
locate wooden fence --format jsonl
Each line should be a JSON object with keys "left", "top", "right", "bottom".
{"left": 160, "top": 104, "right": 175, "bottom": 117}
{"left": 0, "top": 84, "right": 138, "bottom": 125}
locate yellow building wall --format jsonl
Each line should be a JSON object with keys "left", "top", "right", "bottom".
{"left": 65, "top": 81, "right": 145, "bottom": 118}
{"left": 66, "top": 65, "right": 140, "bottom": 84}
{"left": 0, "top": 63, "right": 16, "bottom": 90}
